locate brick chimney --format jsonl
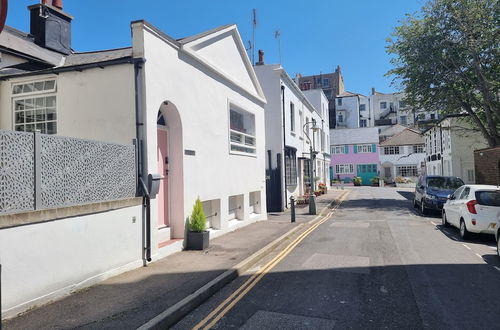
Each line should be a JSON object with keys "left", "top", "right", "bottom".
{"left": 255, "top": 49, "right": 265, "bottom": 65}
{"left": 28, "top": 0, "right": 73, "bottom": 54}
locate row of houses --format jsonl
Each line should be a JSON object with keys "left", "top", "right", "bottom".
{"left": 328, "top": 117, "right": 488, "bottom": 186}
{"left": 0, "top": 1, "right": 330, "bottom": 318}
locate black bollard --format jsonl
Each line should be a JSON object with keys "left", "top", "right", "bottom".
{"left": 290, "top": 196, "right": 296, "bottom": 223}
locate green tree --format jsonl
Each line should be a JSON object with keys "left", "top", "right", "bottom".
{"left": 387, "top": 0, "right": 500, "bottom": 146}
{"left": 188, "top": 198, "right": 206, "bottom": 232}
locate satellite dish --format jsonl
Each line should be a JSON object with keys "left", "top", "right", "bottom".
{"left": 0, "top": 0, "right": 7, "bottom": 34}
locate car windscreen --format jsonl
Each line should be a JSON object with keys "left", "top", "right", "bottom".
{"left": 475, "top": 190, "right": 500, "bottom": 207}
{"left": 426, "top": 177, "right": 464, "bottom": 190}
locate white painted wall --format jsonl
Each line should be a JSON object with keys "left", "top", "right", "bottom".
{"left": 133, "top": 22, "right": 267, "bottom": 254}
{"left": 335, "top": 95, "right": 358, "bottom": 128}
{"left": 380, "top": 145, "right": 425, "bottom": 181}
{"left": 0, "top": 204, "right": 143, "bottom": 318}
{"left": 424, "top": 117, "right": 488, "bottom": 183}
{"left": 0, "top": 65, "right": 136, "bottom": 145}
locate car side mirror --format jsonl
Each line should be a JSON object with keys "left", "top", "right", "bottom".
{"left": 447, "top": 194, "right": 453, "bottom": 200}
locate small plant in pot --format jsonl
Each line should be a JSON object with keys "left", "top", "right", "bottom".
{"left": 353, "top": 176, "right": 362, "bottom": 186}
{"left": 186, "top": 198, "right": 209, "bottom": 250}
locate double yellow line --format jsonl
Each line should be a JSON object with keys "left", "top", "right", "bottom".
{"left": 193, "top": 190, "right": 350, "bottom": 330}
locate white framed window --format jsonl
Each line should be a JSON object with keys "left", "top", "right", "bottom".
{"left": 360, "top": 119, "right": 367, "bottom": 127}
{"left": 380, "top": 101, "right": 387, "bottom": 109}
{"left": 359, "top": 104, "right": 366, "bottom": 111}
{"left": 399, "top": 101, "right": 407, "bottom": 108}
{"left": 285, "top": 147, "right": 297, "bottom": 186}
{"left": 383, "top": 146, "right": 400, "bottom": 155}
{"left": 290, "top": 102, "right": 295, "bottom": 133}
{"left": 229, "top": 105, "right": 256, "bottom": 155}
{"left": 413, "top": 145, "right": 424, "bottom": 153}
{"left": 299, "top": 110, "right": 304, "bottom": 137}
{"left": 400, "top": 116, "right": 407, "bottom": 125}
{"left": 337, "top": 98, "right": 342, "bottom": 106}
{"left": 12, "top": 79, "right": 57, "bottom": 134}
{"left": 396, "top": 165, "right": 418, "bottom": 177}
{"left": 323, "top": 78, "right": 329, "bottom": 87}
{"left": 357, "top": 144, "right": 373, "bottom": 153}
{"left": 335, "top": 164, "right": 354, "bottom": 174}
{"left": 331, "top": 145, "right": 344, "bottom": 154}
{"left": 467, "top": 169, "right": 474, "bottom": 182}
{"left": 338, "top": 113, "right": 344, "bottom": 123}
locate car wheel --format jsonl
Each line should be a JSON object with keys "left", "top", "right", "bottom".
{"left": 420, "top": 199, "right": 428, "bottom": 215}
{"left": 442, "top": 211, "right": 449, "bottom": 227}
{"left": 459, "top": 219, "right": 470, "bottom": 240}
{"left": 413, "top": 198, "right": 418, "bottom": 208}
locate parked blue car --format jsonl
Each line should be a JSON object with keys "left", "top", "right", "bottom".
{"left": 414, "top": 175, "right": 464, "bottom": 215}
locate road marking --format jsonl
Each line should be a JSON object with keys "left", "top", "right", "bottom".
{"left": 494, "top": 266, "right": 500, "bottom": 273}
{"left": 462, "top": 244, "right": 472, "bottom": 250}
{"left": 430, "top": 221, "right": 437, "bottom": 226}
{"left": 475, "top": 253, "right": 483, "bottom": 260}
{"left": 192, "top": 191, "right": 350, "bottom": 330}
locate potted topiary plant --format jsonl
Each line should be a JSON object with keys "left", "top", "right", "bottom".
{"left": 353, "top": 176, "right": 362, "bottom": 186}
{"left": 370, "top": 176, "right": 380, "bottom": 186}
{"left": 186, "top": 197, "right": 209, "bottom": 250}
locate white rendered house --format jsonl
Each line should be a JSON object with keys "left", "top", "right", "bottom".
{"left": 379, "top": 128, "right": 426, "bottom": 183}
{"left": 254, "top": 59, "right": 329, "bottom": 211}
{"left": 424, "top": 114, "right": 487, "bottom": 183}
{"left": 0, "top": 2, "right": 267, "bottom": 318}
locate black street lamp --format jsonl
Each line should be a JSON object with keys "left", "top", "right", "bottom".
{"left": 303, "top": 120, "right": 319, "bottom": 215}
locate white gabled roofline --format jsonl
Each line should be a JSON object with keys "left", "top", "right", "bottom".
{"left": 132, "top": 21, "right": 266, "bottom": 105}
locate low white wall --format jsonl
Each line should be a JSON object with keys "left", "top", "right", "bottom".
{"left": 1, "top": 204, "right": 143, "bottom": 319}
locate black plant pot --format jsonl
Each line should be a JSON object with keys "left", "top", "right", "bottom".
{"left": 187, "top": 231, "right": 209, "bottom": 250}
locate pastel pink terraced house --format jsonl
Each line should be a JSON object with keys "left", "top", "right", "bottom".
{"left": 330, "top": 127, "right": 380, "bottom": 185}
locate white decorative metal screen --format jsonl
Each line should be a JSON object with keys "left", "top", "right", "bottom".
{"left": 0, "top": 130, "right": 136, "bottom": 215}
{"left": 0, "top": 130, "right": 35, "bottom": 214}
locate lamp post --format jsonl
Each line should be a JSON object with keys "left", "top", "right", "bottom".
{"left": 303, "top": 120, "right": 319, "bottom": 215}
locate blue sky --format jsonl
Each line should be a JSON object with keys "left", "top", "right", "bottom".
{"left": 6, "top": 1, "right": 426, "bottom": 95}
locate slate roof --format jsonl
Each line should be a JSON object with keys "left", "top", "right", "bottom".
{"left": 0, "top": 25, "right": 133, "bottom": 78}
{"left": 0, "top": 26, "right": 63, "bottom": 66}
{"left": 380, "top": 128, "right": 424, "bottom": 146}
{"left": 330, "top": 127, "right": 379, "bottom": 145}
{"left": 63, "top": 48, "right": 133, "bottom": 66}
{"left": 337, "top": 91, "right": 366, "bottom": 97}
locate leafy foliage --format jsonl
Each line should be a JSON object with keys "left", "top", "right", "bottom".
{"left": 387, "top": 0, "right": 500, "bottom": 146}
{"left": 353, "top": 176, "right": 362, "bottom": 185}
{"left": 188, "top": 198, "right": 206, "bottom": 232}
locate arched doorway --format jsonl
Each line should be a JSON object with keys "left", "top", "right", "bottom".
{"left": 156, "top": 100, "right": 184, "bottom": 239}
{"left": 157, "top": 110, "right": 169, "bottom": 228}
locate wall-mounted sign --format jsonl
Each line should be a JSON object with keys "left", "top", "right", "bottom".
{"left": 184, "top": 150, "right": 196, "bottom": 156}
{"left": 0, "top": 0, "right": 7, "bottom": 35}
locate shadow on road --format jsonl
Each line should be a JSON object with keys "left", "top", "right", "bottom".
{"left": 396, "top": 190, "right": 414, "bottom": 200}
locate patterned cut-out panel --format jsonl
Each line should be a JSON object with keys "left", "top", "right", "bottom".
{"left": 40, "top": 135, "right": 136, "bottom": 209}
{"left": 0, "top": 130, "right": 35, "bottom": 214}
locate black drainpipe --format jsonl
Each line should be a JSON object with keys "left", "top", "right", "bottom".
{"left": 281, "top": 84, "right": 287, "bottom": 209}
{"left": 133, "top": 58, "right": 152, "bottom": 263}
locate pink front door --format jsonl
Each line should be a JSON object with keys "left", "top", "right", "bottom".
{"left": 157, "top": 129, "right": 169, "bottom": 228}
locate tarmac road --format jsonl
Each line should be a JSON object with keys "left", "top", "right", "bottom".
{"left": 173, "top": 187, "right": 500, "bottom": 330}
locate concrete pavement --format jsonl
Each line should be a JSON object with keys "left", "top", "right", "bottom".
{"left": 3, "top": 189, "right": 348, "bottom": 330}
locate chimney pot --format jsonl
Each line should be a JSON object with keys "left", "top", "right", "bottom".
{"left": 52, "top": 0, "right": 63, "bottom": 9}
{"left": 256, "top": 49, "right": 264, "bottom": 65}
{"left": 41, "top": 0, "right": 51, "bottom": 5}
{"left": 371, "top": 87, "right": 376, "bottom": 95}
